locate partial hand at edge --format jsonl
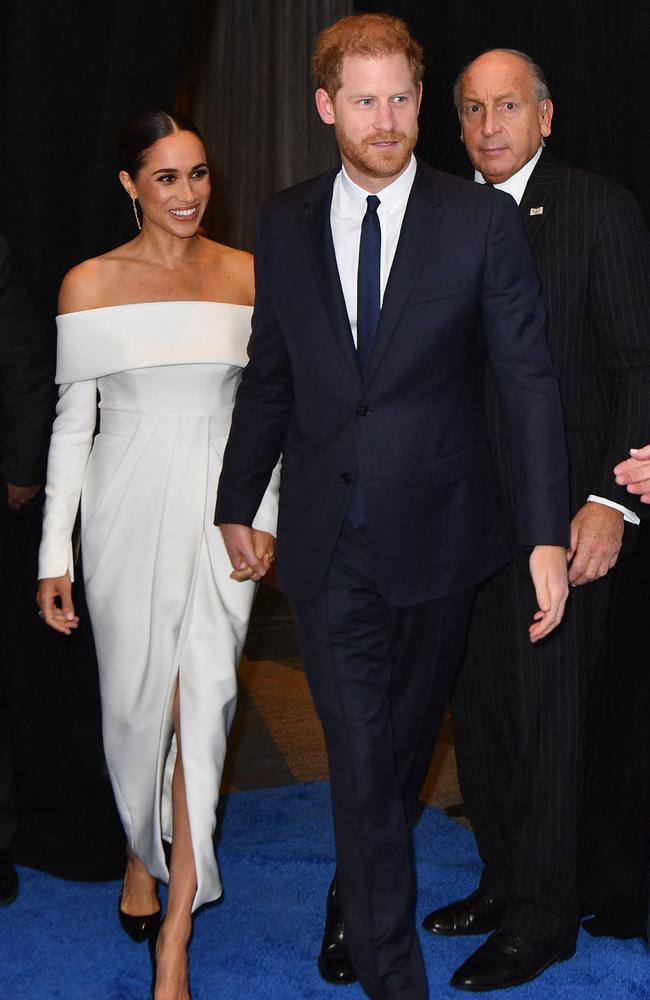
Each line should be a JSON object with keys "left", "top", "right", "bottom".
{"left": 567, "top": 501, "right": 623, "bottom": 586}
{"left": 614, "top": 444, "right": 650, "bottom": 504}
{"left": 36, "top": 573, "right": 79, "bottom": 635}
{"left": 219, "top": 523, "right": 272, "bottom": 583}
{"left": 528, "top": 545, "right": 569, "bottom": 643}
{"left": 7, "top": 483, "right": 41, "bottom": 510}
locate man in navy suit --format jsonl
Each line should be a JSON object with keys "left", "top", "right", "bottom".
{"left": 216, "top": 15, "right": 570, "bottom": 999}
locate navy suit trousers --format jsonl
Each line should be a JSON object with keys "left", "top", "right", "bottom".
{"left": 291, "top": 523, "right": 475, "bottom": 1000}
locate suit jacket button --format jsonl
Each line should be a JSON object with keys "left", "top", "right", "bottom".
{"left": 356, "top": 404, "right": 370, "bottom": 417}
{"left": 339, "top": 472, "right": 351, "bottom": 485}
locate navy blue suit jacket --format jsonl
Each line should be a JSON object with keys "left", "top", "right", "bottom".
{"left": 216, "top": 160, "right": 570, "bottom": 605}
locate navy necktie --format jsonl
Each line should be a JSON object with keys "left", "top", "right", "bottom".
{"left": 356, "top": 194, "right": 381, "bottom": 374}
{"left": 346, "top": 195, "right": 381, "bottom": 529}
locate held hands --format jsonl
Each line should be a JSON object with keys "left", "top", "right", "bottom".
{"left": 567, "top": 501, "right": 623, "bottom": 586}
{"left": 36, "top": 573, "right": 79, "bottom": 635}
{"left": 528, "top": 545, "right": 569, "bottom": 643}
{"left": 7, "top": 483, "right": 41, "bottom": 510}
{"left": 614, "top": 445, "right": 650, "bottom": 504}
{"left": 219, "top": 524, "right": 275, "bottom": 582}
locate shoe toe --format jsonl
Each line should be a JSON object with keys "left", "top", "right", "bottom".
{"left": 318, "top": 950, "right": 356, "bottom": 985}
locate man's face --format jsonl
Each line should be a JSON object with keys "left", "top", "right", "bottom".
{"left": 459, "top": 51, "right": 553, "bottom": 184}
{"left": 315, "top": 52, "right": 421, "bottom": 191}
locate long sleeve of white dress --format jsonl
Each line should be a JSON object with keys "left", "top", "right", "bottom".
{"left": 38, "top": 379, "right": 97, "bottom": 581}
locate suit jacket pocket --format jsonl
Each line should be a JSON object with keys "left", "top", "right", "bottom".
{"left": 429, "top": 442, "right": 490, "bottom": 486}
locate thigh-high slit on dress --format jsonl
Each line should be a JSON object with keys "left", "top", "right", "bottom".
{"left": 38, "top": 301, "right": 279, "bottom": 911}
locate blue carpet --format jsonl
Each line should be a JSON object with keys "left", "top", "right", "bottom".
{"left": 0, "top": 781, "right": 647, "bottom": 998}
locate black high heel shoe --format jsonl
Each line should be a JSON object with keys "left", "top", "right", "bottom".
{"left": 118, "top": 888, "right": 162, "bottom": 943}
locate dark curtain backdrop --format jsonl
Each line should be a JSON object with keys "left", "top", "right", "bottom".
{"left": 178, "top": 0, "right": 353, "bottom": 251}
{"left": 0, "top": 1, "right": 192, "bottom": 878}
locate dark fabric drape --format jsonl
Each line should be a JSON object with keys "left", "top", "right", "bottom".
{"left": 0, "top": 1, "right": 194, "bottom": 317}
{"left": 178, "top": 0, "right": 353, "bottom": 251}
{"left": 359, "top": 0, "right": 650, "bottom": 224}
{"left": 0, "top": 1, "right": 192, "bottom": 879}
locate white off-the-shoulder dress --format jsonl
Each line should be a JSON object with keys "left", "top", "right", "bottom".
{"left": 38, "top": 301, "right": 278, "bottom": 910}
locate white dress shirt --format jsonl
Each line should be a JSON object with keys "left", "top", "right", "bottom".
{"left": 330, "top": 154, "right": 417, "bottom": 347}
{"left": 476, "top": 148, "right": 639, "bottom": 526}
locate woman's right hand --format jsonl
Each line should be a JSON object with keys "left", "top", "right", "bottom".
{"left": 36, "top": 574, "right": 79, "bottom": 635}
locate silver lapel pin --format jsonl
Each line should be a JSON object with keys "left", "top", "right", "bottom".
{"left": 529, "top": 206, "right": 544, "bottom": 216}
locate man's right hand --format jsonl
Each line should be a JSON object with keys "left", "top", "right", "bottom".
{"left": 36, "top": 573, "right": 79, "bottom": 635}
{"left": 219, "top": 523, "right": 270, "bottom": 582}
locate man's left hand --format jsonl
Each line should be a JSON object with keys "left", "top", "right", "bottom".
{"left": 7, "top": 483, "right": 40, "bottom": 510}
{"left": 529, "top": 545, "right": 570, "bottom": 642}
{"left": 567, "top": 501, "right": 623, "bottom": 586}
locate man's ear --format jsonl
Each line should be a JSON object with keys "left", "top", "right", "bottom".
{"left": 315, "top": 88, "right": 336, "bottom": 125}
{"left": 540, "top": 98, "right": 554, "bottom": 139}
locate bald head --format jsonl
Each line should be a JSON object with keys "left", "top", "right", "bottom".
{"left": 456, "top": 49, "right": 553, "bottom": 184}
{"left": 454, "top": 49, "right": 549, "bottom": 111}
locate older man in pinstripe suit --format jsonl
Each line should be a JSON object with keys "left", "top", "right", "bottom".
{"left": 422, "top": 49, "right": 650, "bottom": 991}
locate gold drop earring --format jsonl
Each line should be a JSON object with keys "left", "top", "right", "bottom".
{"left": 132, "top": 197, "right": 142, "bottom": 231}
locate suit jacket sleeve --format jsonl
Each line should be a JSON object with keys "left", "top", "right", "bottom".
{"left": 481, "top": 193, "right": 570, "bottom": 548}
{"left": 215, "top": 214, "right": 293, "bottom": 525}
{"left": 587, "top": 186, "right": 650, "bottom": 513}
{"left": 0, "top": 236, "right": 55, "bottom": 484}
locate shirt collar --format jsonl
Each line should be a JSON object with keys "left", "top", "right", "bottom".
{"left": 337, "top": 154, "right": 417, "bottom": 217}
{"left": 474, "top": 145, "right": 543, "bottom": 205}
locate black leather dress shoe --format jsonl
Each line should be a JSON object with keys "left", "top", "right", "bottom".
{"left": 422, "top": 889, "right": 504, "bottom": 936}
{"left": 317, "top": 881, "right": 357, "bottom": 985}
{"left": 450, "top": 928, "right": 576, "bottom": 991}
{"left": 0, "top": 850, "right": 18, "bottom": 907}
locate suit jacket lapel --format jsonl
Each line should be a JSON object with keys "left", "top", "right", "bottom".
{"left": 519, "top": 150, "right": 560, "bottom": 245}
{"left": 365, "top": 163, "right": 442, "bottom": 383}
{"left": 301, "top": 172, "right": 361, "bottom": 383}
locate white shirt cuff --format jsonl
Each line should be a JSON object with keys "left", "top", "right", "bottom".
{"left": 587, "top": 495, "right": 640, "bottom": 525}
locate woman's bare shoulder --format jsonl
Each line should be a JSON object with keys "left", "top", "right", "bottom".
{"left": 58, "top": 242, "right": 139, "bottom": 314}
{"left": 58, "top": 259, "right": 106, "bottom": 315}
{"left": 201, "top": 239, "right": 254, "bottom": 304}
{"left": 202, "top": 238, "right": 252, "bottom": 267}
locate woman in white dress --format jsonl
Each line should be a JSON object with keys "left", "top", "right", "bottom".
{"left": 36, "top": 110, "right": 278, "bottom": 1000}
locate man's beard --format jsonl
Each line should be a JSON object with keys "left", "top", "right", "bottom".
{"left": 335, "top": 125, "right": 418, "bottom": 179}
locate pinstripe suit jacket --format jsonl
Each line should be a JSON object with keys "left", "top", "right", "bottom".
{"left": 485, "top": 150, "right": 650, "bottom": 548}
